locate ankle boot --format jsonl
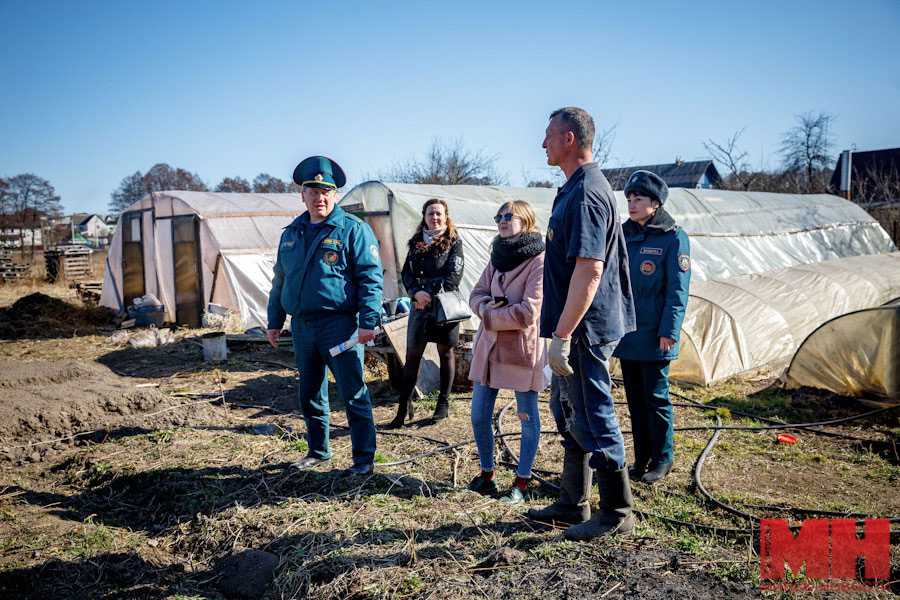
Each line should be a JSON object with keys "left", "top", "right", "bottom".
{"left": 526, "top": 447, "right": 591, "bottom": 525}
{"left": 628, "top": 457, "right": 650, "bottom": 482}
{"left": 641, "top": 460, "right": 673, "bottom": 484}
{"left": 431, "top": 394, "right": 449, "bottom": 421}
{"left": 385, "top": 395, "right": 415, "bottom": 429}
{"left": 564, "top": 467, "right": 634, "bottom": 540}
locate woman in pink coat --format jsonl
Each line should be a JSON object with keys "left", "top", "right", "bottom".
{"left": 467, "top": 200, "right": 548, "bottom": 504}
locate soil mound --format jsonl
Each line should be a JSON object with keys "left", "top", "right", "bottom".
{"left": 0, "top": 360, "right": 223, "bottom": 462}
{"left": 0, "top": 292, "right": 112, "bottom": 338}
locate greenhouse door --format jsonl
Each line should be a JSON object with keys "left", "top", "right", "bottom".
{"left": 121, "top": 212, "right": 145, "bottom": 306}
{"left": 172, "top": 216, "right": 202, "bottom": 328}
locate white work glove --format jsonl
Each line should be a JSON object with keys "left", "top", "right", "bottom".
{"left": 548, "top": 334, "right": 574, "bottom": 376}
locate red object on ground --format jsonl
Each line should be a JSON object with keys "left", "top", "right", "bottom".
{"left": 777, "top": 434, "right": 798, "bottom": 444}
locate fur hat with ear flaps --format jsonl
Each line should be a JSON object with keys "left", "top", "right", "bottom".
{"left": 624, "top": 170, "right": 668, "bottom": 206}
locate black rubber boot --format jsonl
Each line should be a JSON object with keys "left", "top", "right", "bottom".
{"left": 564, "top": 467, "right": 634, "bottom": 540}
{"left": 385, "top": 395, "right": 415, "bottom": 429}
{"left": 526, "top": 447, "right": 592, "bottom": 525}
{"left": 431, "top": 394, "right": 449, "bottom": 422}
{"left": 628, "top": 457, "right": 650, "bottom": 482}
{"left": 641, "top": 460, "right": 673, "bottom": 484}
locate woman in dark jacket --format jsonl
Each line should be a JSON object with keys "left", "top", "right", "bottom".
{"left": 613, "top": 171, "right": 690, "bottom": 484}
{"left": 386, "top": 198, "right": 464, "bottom": 428}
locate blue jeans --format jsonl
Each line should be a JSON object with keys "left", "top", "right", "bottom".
{"left": 470, "top": 382, "right": 541, "bottom": 478}
{"left": 549, "top": 339, "right": 626, "bottom": 471}
{"left": 291, "top": 312, "right": 377, "bottom": 466}
{"left": 620, "top": 359, "right": 673, "bottom": 465}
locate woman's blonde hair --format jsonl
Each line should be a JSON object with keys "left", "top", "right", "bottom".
{"left": 498, "top": 200, "right": 539, "bottom": 233}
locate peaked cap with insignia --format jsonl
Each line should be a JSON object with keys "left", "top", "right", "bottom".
{"left": 292, "top": 156, "right": 346, "bottom": 189}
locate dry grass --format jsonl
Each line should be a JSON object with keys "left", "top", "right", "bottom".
{"left": 0, "top": 284, "right": 897, "bottom": 599}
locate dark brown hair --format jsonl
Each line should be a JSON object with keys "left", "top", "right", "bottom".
{"left": 413, "top": 198, "right": 459, "bottom": 241}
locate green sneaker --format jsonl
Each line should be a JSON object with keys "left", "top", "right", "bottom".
{"left": 466, "top": 475, "right": 498, "bottom": 497}
{"left": 499, "top": 485, "right": 526, "bottom": 504}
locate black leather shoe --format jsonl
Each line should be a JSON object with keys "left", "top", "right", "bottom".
{"left": 641, "top": 461, "right": 673, "bottom": 484}
{"left": 342, "top": 463, "right": 374, "bottom": 476}
{"left": 290, "top": 456, "right": 331, "bottom": 471}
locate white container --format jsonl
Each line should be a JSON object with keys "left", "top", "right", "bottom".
{"left": 201, "top": 332, "right": 228, "bottom": 362}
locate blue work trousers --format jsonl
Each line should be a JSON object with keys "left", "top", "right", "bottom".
{"left": 291, "top": 313, "right": 377, "bottom": 466}
{"left": 550, "top": 339, "right": 626, "bottom": 472}
{"left": 620, "top": 359, "right": 673, "bottom": 465}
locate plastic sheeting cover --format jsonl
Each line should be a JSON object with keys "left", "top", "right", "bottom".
{"left": 340, "top": 182, "right": 895, "bottom": 296}
{"left": 101, "top": 191, "right": 308, "bottom": 328}
{"left": 674, "top": 252, "right": 900, "bottom": 386}
{"left": 785, "top": 305, "right": 900, "bottom": 399}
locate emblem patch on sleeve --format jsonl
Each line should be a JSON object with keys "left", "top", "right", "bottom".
{"left": 640, "top": 260, "right": 656, "bottom": 276}
{"left": 369, "top": 244, "right": 379, "bottom": 259}
{"left": 678, "top": 254, "right": 691, "bottom": 272}
{"left": 323, "top": 251, "right": 339, "bottom": 266}
{"left": 547, "top": 228, "right": 554, "bottom": 241}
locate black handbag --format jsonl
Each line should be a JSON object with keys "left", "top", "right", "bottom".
{"left": 432, "top": 289, "right": 471, "bottom": 324}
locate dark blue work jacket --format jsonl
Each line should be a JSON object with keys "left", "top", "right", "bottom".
{"left": 540, "top": 162, "right": 636, "bottom": 346}
{"left": 267, "top": 206, "right": 383, "bottom": 331}
{"left": 613, "top": 209, "right": 690, "bottom": 362}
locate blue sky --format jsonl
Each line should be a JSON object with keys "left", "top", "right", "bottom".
{"left": 1, "top": 0, "right": 898, "bottom": 214}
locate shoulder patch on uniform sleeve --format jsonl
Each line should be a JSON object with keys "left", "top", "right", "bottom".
{"left": 679, "top": 254, "right": 691, "bottom": 272}
{"left": 370, "top": 244, "right": 379, "bottom": 259}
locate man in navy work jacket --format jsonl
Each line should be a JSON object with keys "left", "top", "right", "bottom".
{"left": 267, "top": 156, "right": 383, "bottom": 476}
{"left": 526, "top": 107, "right": 637, "bottom": 541}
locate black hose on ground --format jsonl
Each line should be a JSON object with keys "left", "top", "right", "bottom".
{"left": 202, "top": 356, "right": 900, "bottom": 532}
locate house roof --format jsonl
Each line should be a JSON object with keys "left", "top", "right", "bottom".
{"left": 68, "top": 213, "right": 102, "bottom": 227}
{"left": 830, "top": 148, "right": 900, "bottom": 198}
{"left": 602, "top": 160, "right": 722, "bottom": 190}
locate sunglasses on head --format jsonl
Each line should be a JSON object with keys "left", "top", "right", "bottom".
{"left": 494, "top": 212, "right": 516, "bottom": 223}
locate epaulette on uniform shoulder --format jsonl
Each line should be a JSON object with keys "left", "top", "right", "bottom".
{"left": 346, "top": 213, "right": 364, "bottom": 224}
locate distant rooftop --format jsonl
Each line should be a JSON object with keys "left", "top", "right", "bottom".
{"left": 602, "top": 160, "right": 722, "bottom": 190}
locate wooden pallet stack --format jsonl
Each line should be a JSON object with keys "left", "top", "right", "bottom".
{"left": 0, "top": 249, "right": 32, "bottom": 283}
{"left": 73, "top": 281, "right": 103, "bottom": 304}
{"left": 45, "top": 246, "right": 93, "bottom": 282}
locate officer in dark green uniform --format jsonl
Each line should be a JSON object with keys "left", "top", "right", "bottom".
{"left": 267, "top": 156, "right": 383, "bottom": 475}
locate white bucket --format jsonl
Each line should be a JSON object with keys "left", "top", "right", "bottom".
{"left": 201, "top": 332, "right": 228, "bottom": 362}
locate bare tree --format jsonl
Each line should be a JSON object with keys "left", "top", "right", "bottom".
{"left": 779, "top": 111, "right": 836, "bottom": 192}
{"left": 592, "top": 120, "right": 618, "bottom": 168}
{"left": 385, "top": 137, "right": 508, "bottom": 185}
{"left": 252, "top": 173, "right": 297, "bottom": 193}
{"left": 215, "top": 176, "right": 251, "bottom": 192}
{"left": 109, "top": 171, "right": 144, "bottom": 215}
{"left": 704, "top": 127, "right": 760, "bottom": 190}
{"left": 5, "top": 174, "right": 62, "bottom": 256}
{"left": 852, "top": 163, "right": 900, "bottom": 209}
{"left": 142, "top": 163, "right": 207, "bottom": 194}
{"left": 109, "top": 164, "right": 208, "bottom": 216}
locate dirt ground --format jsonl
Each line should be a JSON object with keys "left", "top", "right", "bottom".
{"left": 0, "top": 283, "right": 897, "bottom": 599}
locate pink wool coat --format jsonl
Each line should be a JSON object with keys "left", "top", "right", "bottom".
{"left": 468, "top": 252, "right": 549, "bottom": 392}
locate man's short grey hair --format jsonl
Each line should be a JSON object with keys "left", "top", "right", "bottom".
{"left": 550, "top": 107, "right": 595, "bottom": 151}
